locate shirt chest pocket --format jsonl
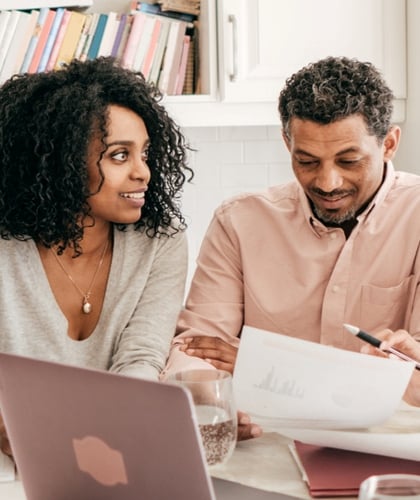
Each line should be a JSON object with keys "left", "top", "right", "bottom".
{"left": 359, "top": 275, "right": 415, "bottom": 332}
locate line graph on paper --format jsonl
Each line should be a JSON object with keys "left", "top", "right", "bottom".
{"left": 254, "top": 366, "right": 305, "bottom": 399}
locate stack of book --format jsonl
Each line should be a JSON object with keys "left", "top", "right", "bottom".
{"left": 0, "top": 1, "right": 199, "bottom": 96}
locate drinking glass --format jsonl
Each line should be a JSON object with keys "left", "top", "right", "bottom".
{"left": 169, "top": 369, "right": 237, "bottom": 468}
{"left": 359, "top": 474, "right": 420, "bottom": 499}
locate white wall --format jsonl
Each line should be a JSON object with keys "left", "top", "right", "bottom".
{"left": 395, "top": 0, "right": 420, "bottom": 175}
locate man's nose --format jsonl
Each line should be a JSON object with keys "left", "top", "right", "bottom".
{"left": 314, "top": 164, "right": 344, "bottom": 193}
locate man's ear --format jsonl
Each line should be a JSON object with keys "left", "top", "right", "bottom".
{"left": 282, "top": 130, "right": 291, "bottom": 152}
{"left": 383, "top": 125, "right": 401, "bottom": 162}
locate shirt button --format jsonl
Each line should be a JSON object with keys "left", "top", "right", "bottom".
{"left": 332, "top": 285, "right": 339, "bottom": 293}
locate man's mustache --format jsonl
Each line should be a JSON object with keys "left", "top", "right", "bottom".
{"left": 310, "top": 188, "right": 355, "bottom": 198}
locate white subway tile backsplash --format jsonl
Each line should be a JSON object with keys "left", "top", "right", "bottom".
{"left": 220, "top": 163, "right": 270, "bottom": 187}
{"left": 268, "top": 163, "right": 294, "bottom": 185}
{"left": 218, "top": 126, "right": 269, "bottom": 141}
{"left": 243, "top": 139, "right": 289, "bottom": 163}
{"left": 267, "top": 125, "right": 283, "bottom": 140}
{"left": 180, "top": 126, "right": 292, "bottom": 289}
{"left": 184, "top": 127, "right": 219, "bottom": 143}
{"left": 190, "top": 140, "right": 243, "bottom": 166}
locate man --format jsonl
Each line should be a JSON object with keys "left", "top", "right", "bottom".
{"left": 162, "top": 56, "right": 420, "bottom": 435}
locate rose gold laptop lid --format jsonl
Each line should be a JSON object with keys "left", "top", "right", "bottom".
{"left": 0, "top": 352, "right": 216, "bottom": 500}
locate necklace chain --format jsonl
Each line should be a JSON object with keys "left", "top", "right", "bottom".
{"left": 50, "top": 240, "right": 109, "bottom": 314}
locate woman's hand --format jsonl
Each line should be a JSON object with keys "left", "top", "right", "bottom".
{"left": 237, "top": 411, "right": 262, "bottom": 441}
{"left": 178, "top": 336, "right": 238, "bottom": 374}
{"left": 0, "top": 414, "right": 12, "bottom": 458}
{"left": 361, "top": 329, "right": 420, "bottom": 407}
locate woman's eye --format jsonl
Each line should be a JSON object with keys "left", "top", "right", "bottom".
{"left": 141, "top": 149, "right": 149, "bottom": 162}
{"left": 112, "top": 151, "right": 128, "bottom": 161}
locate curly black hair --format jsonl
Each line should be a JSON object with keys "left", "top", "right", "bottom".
{"left": 0, "top": 57, "right": 193, "bottom": 253}
{"left": 278, "top": 56, "right": 394, "bottom": 141}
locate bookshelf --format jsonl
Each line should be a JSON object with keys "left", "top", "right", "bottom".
{"left": 0, "top": 1, "right": 408, "bottom": 127}
{"left": 1, "top": 1, "right": 92, "bottom": 8}
{"left": 0, "top": 0, "right": 218, "bottom": 127}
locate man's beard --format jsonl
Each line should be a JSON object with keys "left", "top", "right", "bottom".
{"left": 312, "top": 205, "right": 357, "bottom": 225}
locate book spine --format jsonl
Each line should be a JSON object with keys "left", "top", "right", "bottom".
{"left": 110, "top": 13, "right": 127, "bottom": 58}
{"left": 97, "top": 12, "right": 118, "bottom": 58}
{"left": 72, "top": 12, "right": 92, "bottom": 61}
{"left": 158, "top": 19, "right": 187, "bottom": 94}
{"left": 28, "top": 9, "right": 56, "bottom": 73}
{"left": 86, "top": 13, "right": 107, "bottom": 60}
{"left": 0, "top": 11, "right": 12, "bottom": 47}
{"left": 45, "top": 9, "right": 71, "bottom": 72}
{"left": 20, "top": 7, "right": 50, "bottom": 73}
{"left": 137, "top": 2, "right": 196, "bottom": 23}
{"left": 140, "top": 17, "right": 161, "bottom": 79}
{"left": 78, "top": 12, "right": 99, "bottom": 62}
{"left": 0, "top": 11, "right": 31, "bottom": 83}
{"left": 12, "top": 10, "right": 39, "bottom": 76}
{"left": 0, "top": 11, "right": 21, "bottom": 74}
{"left": 132, "top": 15, "right": 156, "bottom": 72}
{"left": 115, "top": 14, "right": 133, "bottom": 62}
{"left": 174, "top": 34, "right": 190, "bottom": 95}
{"left": 148, "top": 18, "right": 170, "bottom": 85}
{"left": 121, "top": 12, "right": 146, "bottom": 69}
{"left": 54, "top": 11, "right": 86, "bottom": 70}
{"left": 37, "top": 7, "right": 65, "bottom": 73}
{"left": 181, "top": 31, "right": 195, "bottom": 94}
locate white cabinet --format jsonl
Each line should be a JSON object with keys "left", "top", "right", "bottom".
{"left": 216, "top": 0, "right": 406, "bottom": 123}
{"left": 15, "top": 0, "right": 405, "bottom": 126}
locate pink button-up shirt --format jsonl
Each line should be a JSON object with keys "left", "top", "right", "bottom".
{"left": 163, "top": 163, "right": 420, "bottom": 376}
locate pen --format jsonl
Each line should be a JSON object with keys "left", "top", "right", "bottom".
{"left": 343, "top": 323, "right": 420, "bottom": 371}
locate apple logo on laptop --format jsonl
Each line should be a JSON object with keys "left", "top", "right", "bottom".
{"left": 72, "top": 436, "right": 128, "bottom": 486}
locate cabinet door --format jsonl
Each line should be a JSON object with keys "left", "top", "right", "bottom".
{"left": 218, "top": 0, "right": 406, "bottom": 103}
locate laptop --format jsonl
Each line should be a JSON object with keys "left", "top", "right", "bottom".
{"left": 0, "top": 353, "right": 297, "bottom": 500}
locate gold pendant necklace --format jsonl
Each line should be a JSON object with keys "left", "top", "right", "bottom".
{"left": 50, "top": 240, "right": 109, "bottom": 314}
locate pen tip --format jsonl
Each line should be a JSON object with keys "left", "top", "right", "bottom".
{"left": 343, "top": 323, "right": 359, "bottom": 335}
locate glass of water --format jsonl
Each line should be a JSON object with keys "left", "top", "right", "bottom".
{"left": 169, "top": 369, "right": 237, "bottom": 468}
{"left": 359, "top": 474, "right": 420, "bottom": 499}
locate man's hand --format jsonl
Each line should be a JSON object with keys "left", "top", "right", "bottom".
{"left": 360, "top": 328, "right": 420, "bottom": 407}
{"left": 179, "top": 336, "right": 238, "bottom": 374}
{"left": 0, "top": 414, "right": 12, "bottom": 458}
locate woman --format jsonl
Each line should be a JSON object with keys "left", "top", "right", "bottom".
{"left": 0, "top": 57, "right": 193, "bottom": 455}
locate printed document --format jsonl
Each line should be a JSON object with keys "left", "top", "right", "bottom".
{"left": 233, "top": 326, "right": 414, "bottom": 430}
{"left": 233, "top": 326, "right": 420, "bottom": 460}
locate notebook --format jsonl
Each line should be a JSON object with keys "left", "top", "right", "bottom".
{"left": 0, "top": 353, "right": 295, "bottom": 500}
{"left": 290, "top": 441, "right": 420, "bottom": 498}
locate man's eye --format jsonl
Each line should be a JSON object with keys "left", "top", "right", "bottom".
{"left": 297, "top": 159, "right": 317, "bottom": 166}
{"left": 339, "top": 159, "right": 360, "bottom": 165}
